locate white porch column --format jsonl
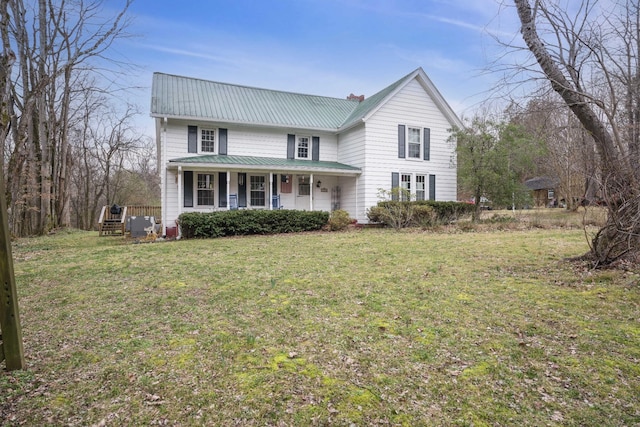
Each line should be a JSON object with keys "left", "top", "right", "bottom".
{"left": 355, "top": 175, "right": 359, "bottom": 221}
{"left": 226, "top": 170, "right": 231, "bottom": 210}
{"left": 177, "top": 166, "right": 182, "bottom": 217}
{"left": 269, "top": 173, "right": 274, "bottom": 210}
{"left": 310, "top": 173, "right": 314, "bottom": 211}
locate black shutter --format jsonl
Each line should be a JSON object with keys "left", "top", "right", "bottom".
{"left": 272, "top": 174, "right": 278, "bottom": 195}
{"left": 423, "top": 128, "right": 431, "bottom": 161}
{"left": 287, "top": 134, "right": 295, "bottom": 159}
{"left": 184, "top": 171, "right": 193, "bottom": 207}
{"left": 218, "top": 172, "right": 227, "bottom": 207}
{"left": 238, "top": 173, "right": 247, "bottom": 207}
{"left": 219, "top": 128, "right": 228, "bottom": 155}
{"left": 429, "top": 174, "right": 436, "bottom": 200}
{"left": 188, "top": 126, "right": 198, "bottom": 153}
{"left": 312, "top": 136, "right": 320, "bottom": 161}
{"left": 398, "top": 125, "right": 405, "bottom": 158}
{"left": 391, "top": 172, "right": 399, "bottom": 201}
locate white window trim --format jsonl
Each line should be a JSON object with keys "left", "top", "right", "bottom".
{"left": 406, "top": 125, "right": 423, "bottom": 161}
{"left": 397, "top": 173, "right": 429, "bottom": 201}
{"left": 415, "top": 174, "right": 427, "bottom": 201}
{"left": 298, "top": 175, "right": 311, "bottom": 196}
{"left": 400, "top": 172, "right": 412, "bottom": 201}
{"left": 249, "top": 174, "right": 267, "bottom": 207}
{"left": 296, "top": 136, "right": 310, "bottom": 160}
{"left": 199, "top": 128, "right": 217, "bottom": 154}
{"left": 195, "top": 173, "right": 216, "bottom": 206}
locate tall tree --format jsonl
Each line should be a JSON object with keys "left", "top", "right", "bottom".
{"left": 452, "top": 117, "right": 539, "bottom": 221}
{"left": 68, "top": 94, "right": 148, "bottom": 230}
{"left": 2, "top": 0, "right": 131, "bottom": 236}
{"left": 514, "top": 0, "right": 640, "bottom": 266}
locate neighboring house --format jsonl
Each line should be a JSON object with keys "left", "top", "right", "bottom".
{"left": 524, "top": 176, "right": 559, "bottom": 207}
{"left": 151, "top": 67, "right": 463, "bottom": 236}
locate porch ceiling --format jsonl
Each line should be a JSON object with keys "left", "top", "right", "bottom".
{"left": 168, "top": 154, "right": 361, "bottom": 176}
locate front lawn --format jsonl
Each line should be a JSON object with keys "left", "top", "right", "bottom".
{"left": 1, "top": 226, "right": 639, "bottom": 426}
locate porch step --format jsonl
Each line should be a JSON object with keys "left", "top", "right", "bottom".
{"left": 99, "top": 219, "right": 124, "bottom": 236}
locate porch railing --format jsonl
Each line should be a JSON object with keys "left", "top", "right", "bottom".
{"left": 98, "top": 205, "right": 161, "bottom": 237}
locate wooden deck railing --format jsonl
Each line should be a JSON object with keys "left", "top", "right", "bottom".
{"left": 98, "top": 205, "right": 161, "bottom": 236}
{"left": 126, "top": 205, "right": 162, "bottom": 221}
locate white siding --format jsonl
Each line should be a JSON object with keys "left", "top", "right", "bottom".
{"left": 163, "top": 120, "right": 338, "bottom": 162}
{"left": 361, "top": 78, "right": 457, "bottom": 216}
{"left": 158, "top": 74, "right": 459, "bottom": 229}
{"left": 160, "top": 119, "right": 345, "bottom": 229}
{"left": 165, "top": 169, "right": 179, "bottom": 228}
{"left": 336, "top": 125, "right": 366, "bottom": 221}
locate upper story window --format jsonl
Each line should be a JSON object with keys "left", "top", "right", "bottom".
{"left": 297, "top": 136, "right": 310, "bottom": 159}
{"left": 398, "top": 125, "right": 430, "bottom": 161}
{"left": 201, "top": 129, "right": 216, "bottom": 153}
{"left": 287, "top": 134, "right": 318, "bottom": 161}
{"left": 407, "top": 127, "right": 421, "bottom": 159}
{"left": 188, "top": 125, "right": 227, "bottom": 155}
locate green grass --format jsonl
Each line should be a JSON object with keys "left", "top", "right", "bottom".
{"left": 1, "top": 224, "right": 639, "bottom": 426}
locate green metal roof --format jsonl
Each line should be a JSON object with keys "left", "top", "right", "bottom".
{"left": 151, "top": 73, "right": 360, "bottom": 130}
{"left": 168, "top": 154, "right": 361, "bottom": 174}
{"left": 151, "top": 68, "right": 462, "bottom": 131}
{"left": 339, "top": 69, "right": 416, "bottom": 130}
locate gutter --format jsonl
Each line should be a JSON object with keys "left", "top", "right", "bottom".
{"left": 149, "top": 113, "right": 340, "bottom": 134}
{"left": 165, "top": 161, "right": 361, "bottom": 176}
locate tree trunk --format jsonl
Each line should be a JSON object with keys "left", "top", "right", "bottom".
{"left": 515, "top": 0, "right": 640, "bottom": 266}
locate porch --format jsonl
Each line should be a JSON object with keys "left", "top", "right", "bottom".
{"left": 98, "top": 205, "right": 162, "bottom": 237}
{"left": 164, "top": 154, "right": 361, "bottom": 235}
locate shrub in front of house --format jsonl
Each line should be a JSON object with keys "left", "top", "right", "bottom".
{"left": 415, "top": 201, "right": 475, "bottom": 223}
{"left": 367, "top": 200, "right": 473, "bottom": 229}
{"left": 367, "top": 202, "right": 414, "bottom": 230}
{"left": 177, "top": 210, "right": 330, "bottom": 239}
{"left": 327, "top": 209, "right": 353, "bottom": 231}
{"left": 412, "top": 204, "right": 437, "bottom": 227}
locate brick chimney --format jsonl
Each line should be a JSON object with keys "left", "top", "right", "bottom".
{"left": 347, "top": 93, "right": 365, "bottom": 102}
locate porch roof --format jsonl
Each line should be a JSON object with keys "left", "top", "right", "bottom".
{"left": 168, "top": 154, "right": 361, "bottom": 175}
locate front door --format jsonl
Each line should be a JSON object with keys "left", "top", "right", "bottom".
{"left": 238, "top": 173, "right": 247, "bottom": 207}
{"left": 294, "top": 174, "right": 311, "bottom": 210}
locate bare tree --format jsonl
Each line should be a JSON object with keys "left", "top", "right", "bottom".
{"left": 2, "top": 0, "right": 132, "bottom": 236}
{"left": 509, "top": 96, "right": 599, "bottom": 210}
{"left": 68, "top": 94, "right": 146, "bottom": 230}
{"left": 0, "top": 0, "right": 15, "bottom": 157}
{"left": 69, "top": 87, "right": 107, "bottom": 230}
{"left": 513, "top": 0, "right": 640, "bottom": 266}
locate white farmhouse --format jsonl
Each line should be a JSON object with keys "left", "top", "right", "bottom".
{"left": 151, "top": 68, "right": 462, "bottom": 236}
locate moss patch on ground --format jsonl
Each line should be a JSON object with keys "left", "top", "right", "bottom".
{"left": 1, "top": 226, "right": 639, "bottom": 426}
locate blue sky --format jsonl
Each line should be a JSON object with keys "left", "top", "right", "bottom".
{"left": 113, "top": 0, "right": 520, "bottom": 133}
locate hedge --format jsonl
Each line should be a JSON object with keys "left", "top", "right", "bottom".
{"left": 177, "top": 210, "right": 330, "bottom": 239}
{"left": 368, "top": 200, "right": 474, "bottom": 227}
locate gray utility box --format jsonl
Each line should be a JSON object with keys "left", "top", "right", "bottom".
{"left": 129, "top": 216, "right": 155, "bottom": 238}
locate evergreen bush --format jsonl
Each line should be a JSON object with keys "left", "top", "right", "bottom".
{"left": 178, "top": 210, "right": 330, "bottom": 239}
